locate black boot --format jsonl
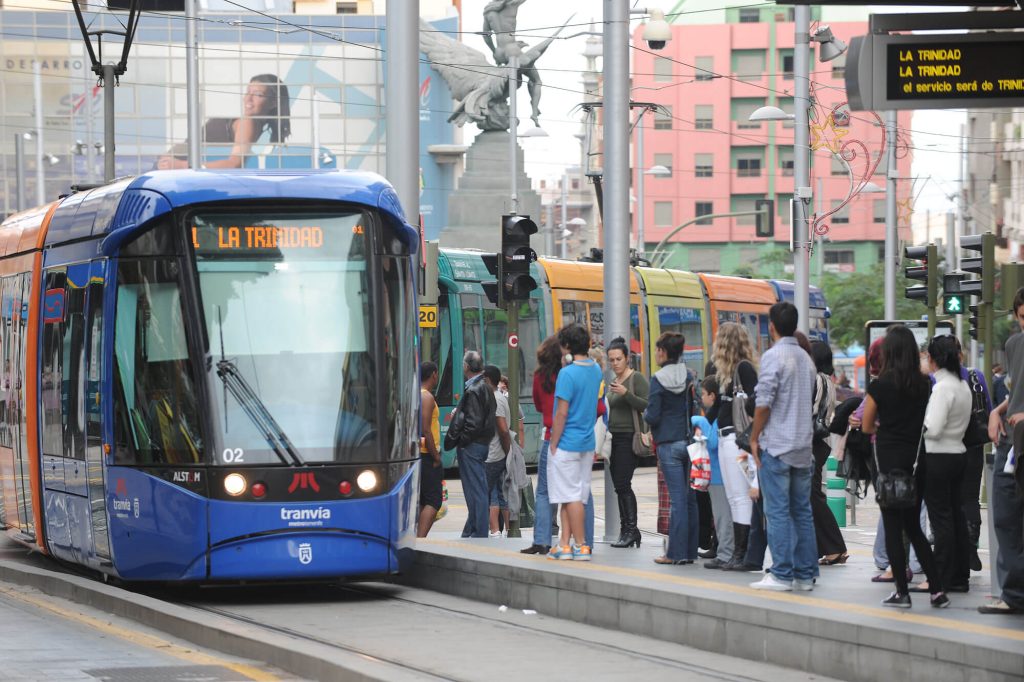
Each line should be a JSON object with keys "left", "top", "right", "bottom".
{"left": 967, "top": 521, "right": 983, "bottom": 572}
{"left": 610, "top": 493, "right": 628, "bottom": 547}
{"left": 612, "top": 492, "right": 641, "bottom": 548}
{"left": 720, "top": 523, "right": 750, "bottom": 571}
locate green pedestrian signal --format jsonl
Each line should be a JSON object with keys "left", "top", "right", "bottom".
{"left": 944, "top": 294, "right": 964, "bottom": 315}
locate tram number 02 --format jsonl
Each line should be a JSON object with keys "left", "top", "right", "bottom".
{"left": 419, "top": 305, "right": 438, "bottom": 328}
{"left": 222, "top": 448, "right": 245, "bottom": 463}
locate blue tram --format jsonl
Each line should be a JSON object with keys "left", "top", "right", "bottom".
{"left": 0, "top": 170, "right": 420, "bottom": 581}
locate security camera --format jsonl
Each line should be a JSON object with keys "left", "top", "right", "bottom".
{"left": 641, "top": 9, "right": 671, "bottom": 51}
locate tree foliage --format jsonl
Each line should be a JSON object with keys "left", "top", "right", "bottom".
{"left": 821, "top": 264, "right": 926, "bottom": 350}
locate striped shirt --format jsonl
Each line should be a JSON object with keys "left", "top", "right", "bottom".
{"left": 755, "top": 336, "right": 816, "bottom": 467}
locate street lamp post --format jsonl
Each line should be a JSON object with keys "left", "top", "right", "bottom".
{"left": 884, "top": 110, "right": 898, "bottom": 320}
{"left": 792, "top": 4, "right": 812, "bottom": 334}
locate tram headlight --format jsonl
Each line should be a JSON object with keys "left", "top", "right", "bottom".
{"left": 356, "top": 470, "right": 378, "bottom": 492}
{"left": 224, "top": 473, "right": 247, "bottom": 496}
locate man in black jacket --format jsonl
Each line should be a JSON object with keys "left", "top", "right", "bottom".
{"left": 445, "top": 351, "right": 497, "bottom": 538}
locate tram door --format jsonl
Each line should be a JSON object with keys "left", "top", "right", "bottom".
{"left": 40, "top": 261, "right": 109, "bottom": 566}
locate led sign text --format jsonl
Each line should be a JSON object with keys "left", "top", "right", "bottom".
{"left": 192, "top": 225, "right": 325, "bottom": 251}
{"left": 887, "top": 40, "right": 1024, "bottom": 101}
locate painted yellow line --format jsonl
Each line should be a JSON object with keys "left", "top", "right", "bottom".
{"left": 421, "top": 539, "right": 1024, "bottom": 643}
{"left": 0, "top": 587, "right": 278, "bottom": 681}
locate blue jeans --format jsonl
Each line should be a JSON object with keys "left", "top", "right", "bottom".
{"left": 485, "top": 459, "right": 508, "bottom": 509}
{"left": 458, "top": 442, "right": 490, "bottom": 538}
{"left": 759, "top": 452, "right": 817, "bottom": 582}
{"left": 658, "top": 440, "right": 698, "bottom": 561}
{"left": 534, "top": 440, "right": 594, "bottom": 547}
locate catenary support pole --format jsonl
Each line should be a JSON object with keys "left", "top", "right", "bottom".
{"left": 14, "top": 134, "right": 26, "bottom": 213}
{"left": 602, "top": 0, "right": 629, "bottom": 542}
{"left": 560, "top": 172, "right": 568, "bottom": 259}
{"left": 185, "top": 0, "right": 201, "bottom": 169}
{"left": 946, "top": 212, "right": 959, "bottom": 338}
{"left": 884, "top": 110, "right": 898, "bottom": 321}
{"left": 636, "top": 112, "right": 645, "bottom": 255}
{"left": 509, "top": 54, "right": 520, "bottom": 214}
{"left": 793, "top": 5, "right": 811, "bottom": 333}
{"left": 385, "top": 0, "right": 420, "bottom": 221}
{"left": 103, "top": 64, "right": 116, "bottom": 183}
{"left": 34, "top": 63, "right": 45, "bottom": 205}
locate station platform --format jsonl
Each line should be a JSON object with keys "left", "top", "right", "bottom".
{"left": 406, "top": 533, "right": 1024, "bottom": 682}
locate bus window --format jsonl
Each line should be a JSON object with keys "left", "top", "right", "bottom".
{"left": 561, "top": 300, "right": 587, "bottom": 330}
{"left": 517, "top": 299, "right": 542, "bottom": 395}
{"left": 435, "top": 293, "right": 454, "bottom": 405}
{"left": 657, "top": 306, "right": 703, "bottom": 376}
{"left": 461, "top": 294, "right": 483, "bottom": 357}
{"left": 759, "top": 314, "right": 772, "bottom": 352}
{"left": 483, "top": 307, "right": 509, "bottom": 370}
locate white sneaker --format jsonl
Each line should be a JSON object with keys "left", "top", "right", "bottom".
{"left": 501, "top": 530, "right": 508, "bottom": 539}
{"left": 488, "top": 531, "right": 502, "bottom": 539}
{"left": 751, "top": 573, "right": 793, "bottom": 591}
{"left": 793, "top": 578, "right": 814, "bottom": 592}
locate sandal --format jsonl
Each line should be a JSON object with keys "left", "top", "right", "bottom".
{"left": 819, "top": 553, "right": 849, "bottom": 566}
{"left": 654, "top": 556, "right": 688, "bottom": 565}
{"left": 871, "top": 571, "right": 895, "bottom": 583}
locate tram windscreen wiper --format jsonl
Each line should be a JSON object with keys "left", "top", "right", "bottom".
{"left": 215, "top": 358, "right": 305, "bottom": 466}
{"left": 214, "top": 306, "right": 304, "bottom": 467}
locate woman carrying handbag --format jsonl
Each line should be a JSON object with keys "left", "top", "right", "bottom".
{"left": 861, "top": 325, "right": 945, "bottom": 609}
{"left": 911, "top": 335, "right": 973, "bottom": 599}
{"left": 606, "top": 337, "right": 650, "bottom": 548}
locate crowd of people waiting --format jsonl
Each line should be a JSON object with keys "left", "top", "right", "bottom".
{"left": 420, "top": 295, "right": 1024, "bottom": 614}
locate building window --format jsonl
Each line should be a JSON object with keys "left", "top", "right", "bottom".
{"left": 732, "top": 50, "right": 766, "bottom": 82}
{"left": 778, "top": 147, "right": 794, "bottom": 176}
{"left": 695, "top": 153, "right": 713, "bottom": 178}
{"left": 777, "top": 97, "right": 795, "bottom": 128}
{"left": 830, "top": 200, "right": 850, "bottom": 224}
{"left": 695, "top": 202, "right": 713, "bottom": 225}
{"left": 690, "top": 249, "right": 721, "bottom": 273}
{"left": 695, "top": 56, "right": 714, "bottom": 81}
{"left": 733, "top": 98, "right": 765, "bottom": 129}
{"left": 571, "top": 178, "right": 580, "bottom": 190}
{"left": 695, "top": 104, "right": 713, "bottom": 130}
{"left": 654, "top": 201, "right": 673, "bottom": 226}
{"left": 831, "top": 155, "right": 847, "bottom": 176}
{"left": 654, "top": 106, "right": 673, "bottom": 130}
{"left": 738, "top": 7, "right": 760, "bottom": 22}
{"left": 654, "top": 57, "right": 673, "bottom": 83}
{"left": 653, "top": 153, "right": 673, "bottom": 175}
{"left": 824, "top": 250, "right": 855, "bottom": 265}
{"left": 832, "top": 53, "right": 847, "bottom": 79}
{"left": 731, "top": 195, "right": 760, "bottom": 226}
{"left": 874, "top": 199, "right": 886, "bottom": 224}
{"left": 737, "top": 157, "right": 761, "bottom": 177}
{"left": 780, "top": 52, "right": 794, "bottom": 80}
{"left": 336, "top": 1, "right": 357, "bottom": 13}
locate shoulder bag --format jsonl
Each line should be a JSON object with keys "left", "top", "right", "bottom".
{"left": 813, "top": 373, "right": 834, "bottom": 442}
{"left": 732, "top": 365, "right": 754, "bottom": 453}
{"left": 629, "top": 372, "right": 654, "bottom": 457}
{"left": 963, "top": 369, "right": 991, "bottom": 449}
{"left": 872, "top": 427, "right": 923, "bottom": 510}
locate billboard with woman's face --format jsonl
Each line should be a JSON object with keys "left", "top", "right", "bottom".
{"left": 0, "top": 12, "right": 457, "bottom": 236}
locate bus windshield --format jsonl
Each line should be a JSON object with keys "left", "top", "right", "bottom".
{"left": 191, "top": 210, "right": 376, "bottom": 465}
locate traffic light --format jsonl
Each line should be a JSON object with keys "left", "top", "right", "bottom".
{"left": 968, "top": 304, "right": 980, "bottom": 340}
{"left": 755, "top": 199, "right": 775, "bottom": 238}
{"left": 480, "top": 253, "right": 501, "bottom": 305}
{"left": 500, "top": 214, "right": 538, "bottom": 302}
{"left": 904, "top": 244, "right": 937, "bottom": 307}
{"left": 942, "top": 272, "right": 965, "bottom": 315}
{"left": 960, "top": 233, "right": 995, "bottom": 303}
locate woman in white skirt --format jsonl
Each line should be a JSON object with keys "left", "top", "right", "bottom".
{"left": 711, "top": 322, "right": 759, "bottom": 570}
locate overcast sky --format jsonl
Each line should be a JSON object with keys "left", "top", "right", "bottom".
{"left": 454, "top": 0, "right": 967, "bottom": 213}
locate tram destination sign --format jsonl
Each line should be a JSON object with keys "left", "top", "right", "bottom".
{"left": 847, "top": 32, "right": 1024, "bottom": 111}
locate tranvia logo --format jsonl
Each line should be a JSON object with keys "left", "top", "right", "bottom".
{"left": 298, "top": 543, "right": 313, "bottom": 565}
{"left": 280, "top": 507, "right": 332, "bottom": 527}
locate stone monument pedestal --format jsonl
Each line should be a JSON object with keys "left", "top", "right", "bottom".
{"left": 441, "top": 130, "right": 542, "bottom": 251}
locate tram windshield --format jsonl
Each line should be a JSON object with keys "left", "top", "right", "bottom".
{"left": 191, "top": 210, "right": 377, "bottom": 465}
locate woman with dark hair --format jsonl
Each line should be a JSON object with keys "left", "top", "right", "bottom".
{"left": 809, "top": 341, "right": 848, "bottom": 565}
{"left": 605, "top": 336, "right": 649, "bottom": 548}
{"left": 521, "top": 335, "right": 563, "bottom": 555}
{"left": 645, "top": 332, "right": 699, "bottom": 565}
{"left": 159, "top": 74, "right": 291, "bottom": 170}
{"left": 910, "top": 334, "right": 972, "bottom": 600}
{"left": 862, "top": 325, "right": 944, "bottom": 608}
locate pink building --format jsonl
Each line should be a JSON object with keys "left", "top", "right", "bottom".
{"left": 631, "top": 12, "right": 913, "bottom": 276}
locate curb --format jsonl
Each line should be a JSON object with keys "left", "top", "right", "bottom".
{"left": 0, "top": 559, "right": 425, "bottom": 682}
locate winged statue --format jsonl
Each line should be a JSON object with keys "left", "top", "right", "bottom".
{"left": 419, "top": 7, "right": 570, "bottom": 132}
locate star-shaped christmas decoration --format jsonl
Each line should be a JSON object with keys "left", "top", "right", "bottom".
{"left": 897, "top": 197, "right": 914, "bottom": 228}
{"left": 809, "top": 112, "right": 850, "bottom": 156}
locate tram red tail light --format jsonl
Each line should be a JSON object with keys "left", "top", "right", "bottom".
{"left": 251, "top": 482, "right": 267, "bottom": 498}
{"left": 339, "top": 481, "right": 352, "bottom": 496}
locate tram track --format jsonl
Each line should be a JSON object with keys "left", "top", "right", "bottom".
{"left": 170, "top": 580, "right": 817, "bottom": 682}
